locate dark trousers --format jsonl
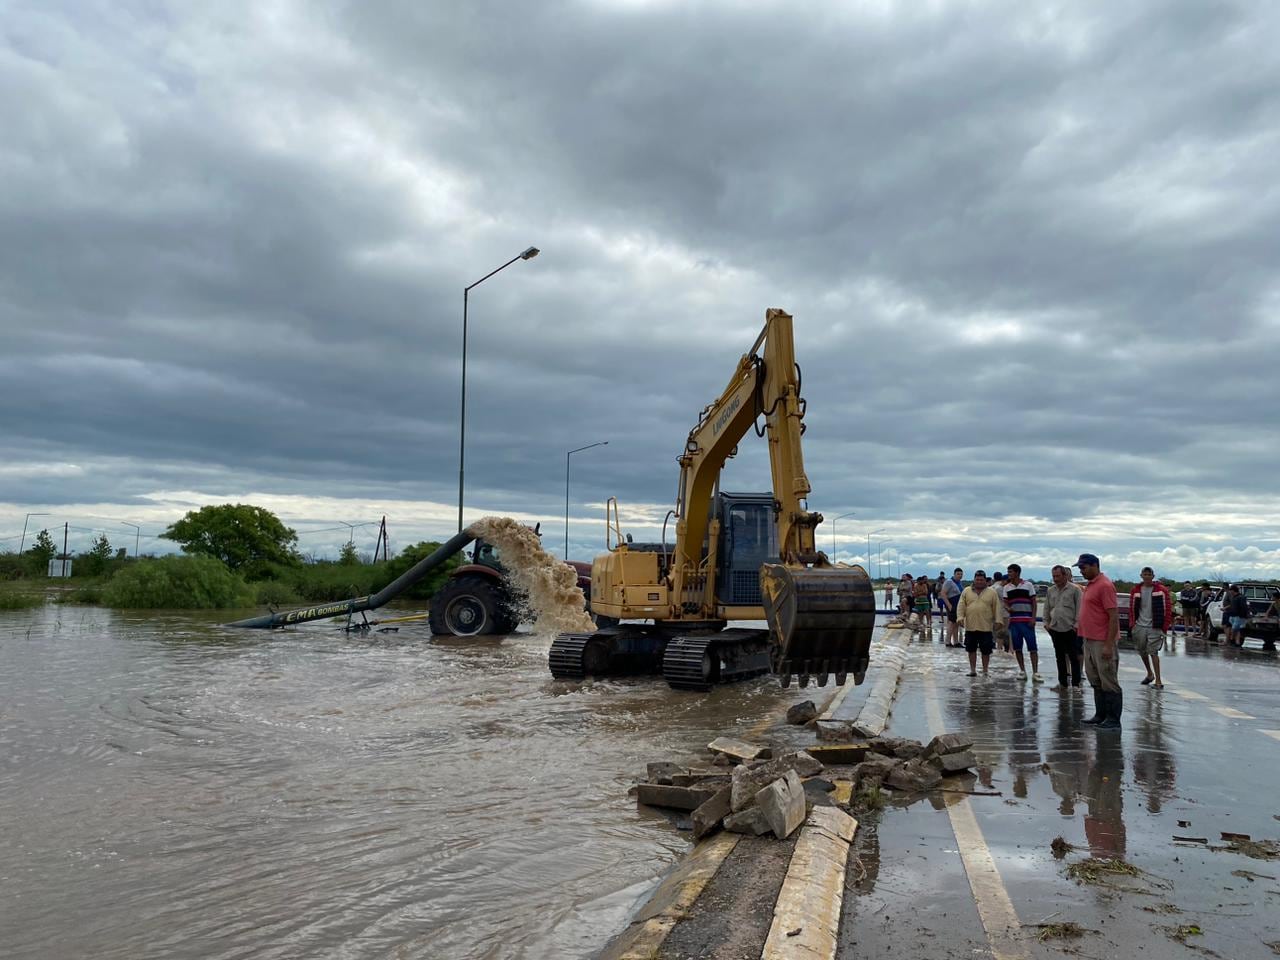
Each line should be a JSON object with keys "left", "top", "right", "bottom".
{"left": 1048, "top": 627, "right": 1083, "bottom": 687}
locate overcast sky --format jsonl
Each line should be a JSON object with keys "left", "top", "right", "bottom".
{"left": 2, "top": 0, "right": 1279, "bottom": 581}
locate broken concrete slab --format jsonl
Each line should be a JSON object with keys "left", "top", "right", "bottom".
{"left": 723, "top": 806, "right": 771, "bottom": 836}
{"left": 807, "top": 805, "right": 859, "bottom": 844}
{"left": 730, "top": 752, "right": 824, "bottom": 812}
{"left": 707, "top": 737, "right": 771, "bottom": 762}
{"left": 786, "top": 700, "right": 819, "bottom": 725}
{"left": 807, "top": 743, "right": 870, "bottom": 765}
{"left": 885, "top": 758, "right": 943, "bottom": 793}
{"left": 670, "top": 772, "right": 730, "bottom": 788}
{"left": 803, "top": 778, "right": 838, "bottom": 807}
{"left": 755, "top": 770, "right": 806, "bottom": 839}
{"left": 636, "top": 783, "right": 719, "bottom": 811}
{"left": 923, "top": 732, "right": 975, "bottom": 759}
{"left": 691, "top": 785, "right": 732, "bottom": 840}
{"left": 814, "top": 719, "right": 856, "bottom": 741}
{"left": 851, "top": 756, "right": 898, "bottom": 788}
{"left": 930, "top": 750, "right": 977, "bottom": 775}
{"left": 646, "top": 761, "right": 685, "bottom": 785}
{"left": 868, "top": 735, "right": 923, "bottom": 760}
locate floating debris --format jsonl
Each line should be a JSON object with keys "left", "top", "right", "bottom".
{"left": 1167, "top": 923, "right": 1203, "bottom": 943}
{"left": 1216, "top": 837, "right": 1280, "bottom": 861}
{"left": 1033, "top": 921, "right": 1088, "bottom": 942}
{"left": 1051, "top": 836, "right": 1074, "bottom": 859}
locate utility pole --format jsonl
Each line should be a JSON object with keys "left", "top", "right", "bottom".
{"left": 62, "top": 522, "right": 69, "bottom": 577}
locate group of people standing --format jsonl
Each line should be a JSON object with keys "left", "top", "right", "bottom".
{"left": 887, "top": 555, "right": 1180, "bottom": 732}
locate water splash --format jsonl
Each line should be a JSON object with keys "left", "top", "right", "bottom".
{"left": 471, "top": 516, "right": 596, "bottom": 635}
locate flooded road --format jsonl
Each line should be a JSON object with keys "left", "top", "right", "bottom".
{"left": 0, "top": 605, "right": 799, "bottom": 960}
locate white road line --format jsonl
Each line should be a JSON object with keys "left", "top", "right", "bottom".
{"left": 1211, "top": 706, "right": 1256, "bottom": 720}
{"left": 923, "top": 669, "right": 1030, "bottom": 960}
{"left": 1261, "top": 730, "right": 1280, "bottom": 743}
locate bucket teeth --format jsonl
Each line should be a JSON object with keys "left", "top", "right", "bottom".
{"left": 761, "top": 564, "right": 876, "bottom": 687}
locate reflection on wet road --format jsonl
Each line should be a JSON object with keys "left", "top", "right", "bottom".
{"left": 844, "top": 628, "right": 1280, "bottom": 960}
{"left": 0, "top": 605, "right": 801, "bottom": 960}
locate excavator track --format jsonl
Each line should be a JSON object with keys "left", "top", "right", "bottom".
{"left": 549, "top": 626, "right": 667, "bottom": 680}
{"left": 548, "top": 633, "right": 596, "bottom": 679}
{"left": 662, "top": 629, "right": 771, "bottom": 691}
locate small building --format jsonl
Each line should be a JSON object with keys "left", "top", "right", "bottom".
{"left": 48, "top": 556, "right": 73, "bottom": 578}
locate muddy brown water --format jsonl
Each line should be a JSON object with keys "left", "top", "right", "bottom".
{"left": 0, "top": 603, "right": 799, "bottom": 959}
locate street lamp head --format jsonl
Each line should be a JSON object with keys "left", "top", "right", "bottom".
{"left": 520, "top": 246, "right": 540, "bottom": 260}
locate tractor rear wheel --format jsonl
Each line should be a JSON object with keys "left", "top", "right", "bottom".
{"left": 429, "top": 575, "right": 509, "bottom": 636}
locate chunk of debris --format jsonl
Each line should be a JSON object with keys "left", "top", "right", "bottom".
{"left": 1051, "top": 836, "right": 1074, "bottom": 859}
{"left": 755, "top": 770, "right": 806, "bottom": 839}
{"left": 691, "top": 785, "right": 732, "bottom": 840}
{"left": 670, "top": 771, "right": 730, "bottom": 788}
{"left": 869, "top": 736, "right": 924, "bottom": 760}
{"left": 730, "top": 751, "right": 823, "bottom": 812}
{"left": 1033, "top": 921, "right": 1087, "bottom": 942}
{"left": 930, "top": 750, "right": 977, "bottom": 775}
{"left": 1218, "top": 837, "right": 1280, "bottom": 860}
{"left": 814, "top": 719, "right": 856, "bottom": 742}
{"left": 723, "top": 806, "right": 771, "bottom": 835}
{"left": 636, "top": 783, "right": 719, "bottom": 811}
{"left": 885, "top": 758, "right": 942, "bottom": 793}
{"left": 786, "top": 700, "right": 818, "bottom": 725}
{"left": 707, "top": 737, "right": 771, "bottom": 763}
{"left": 851, "top": 756, "right": 898, "bottom": 788}
{"left": 646, "top": 761, "right": 685, "bottom": 785}
{"left": 1166, "top": 924, "right": 1203, "bottom": 944}
{"left": 923, "top": 732, "right": 974, "bottom": 759}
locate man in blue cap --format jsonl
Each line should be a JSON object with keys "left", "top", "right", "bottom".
{"left": 1075, "top": 553, "right": 1122, "bottom": 729}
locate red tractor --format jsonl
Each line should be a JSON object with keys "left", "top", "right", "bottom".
{"left": 427, "top": 536, "right": 592, "bottom": 637}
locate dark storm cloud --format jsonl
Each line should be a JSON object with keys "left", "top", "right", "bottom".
{"left": 2, "top": 0, "right": 1279, "bottom": 577}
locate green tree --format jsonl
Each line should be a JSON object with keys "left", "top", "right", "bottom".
{"left": 79, "top": 533, "right": 114, "bottom": 577}
{"left": 161, "top": 504, "right": 300, "bottom": 572}
{"left": 26, "top": 529, "right": 56, "bottom": 575}
{"left": 338, "top": 541, "right": 361, "bottom": 566}
{"left": 374, "top": 541, "right": 461, "bottom": 600}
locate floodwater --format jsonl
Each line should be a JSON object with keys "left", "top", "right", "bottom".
{"left": 0, "top": 604, "right": 797, "bottom": 960}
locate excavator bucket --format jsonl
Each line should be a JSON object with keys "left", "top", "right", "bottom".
{"left": 760, "top": 563, "right": 876, "bottom": 688}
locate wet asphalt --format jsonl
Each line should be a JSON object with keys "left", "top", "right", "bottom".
{"left": 839, "top": 627, "right": 1280, "bottom": 960}
{"left": 649, "top": 625, "right": 1280, "bottom": 959}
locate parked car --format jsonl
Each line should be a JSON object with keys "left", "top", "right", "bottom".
{"left": 1204, "top": 583, "right": 1279, "bottom": 646}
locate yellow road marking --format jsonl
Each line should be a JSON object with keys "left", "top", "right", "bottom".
{"left": 1212, "top": 706, "right": 1255, "bottom": 720}
{"left": 762, "top": 808, "right": 859, "bottom": 960}
{"left": 1173, "top": 689, "right": 1210, "bottom": 701}
{"left": 598, "top": 833, "right": 740, "bottom": 960}
{"left": 832, "top": 779, "right": 853, "bottom": 805}
{"left": 923, "top": 670, "right": 1029, "bottom": 960}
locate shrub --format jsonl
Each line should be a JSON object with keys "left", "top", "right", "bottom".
{"left": 103, "top": 555, "right": 253, "bottom": 609}
{"left": 253, "top": 580, "right": 303, "bottom": 606}
{"left": 0, "top": 593, "right": 43, "bottom": 610}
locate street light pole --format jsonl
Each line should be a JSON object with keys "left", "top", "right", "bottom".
{"left": 19, "top": 513, "right": 49, "bottom": 555}
{"left": 866, "top": 527, "right": 884, "bottom": 575}
{"left": 458, "top": 245, "right": 541, "bottom": 532}
{"left": 877, "top": 540, "right": 891, "bottom": 579}
{"left": 120, "top": 521, "right": 140, "bottom": 558}
{"left": 566, "top": 441, "right": 608, "bottom": 559}
{"left": 831, "top": 511, "right": 856, "bottom": 559}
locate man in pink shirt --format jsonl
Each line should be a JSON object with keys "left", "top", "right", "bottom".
{"left": 1074, "top": 553, "right": 1122, "bottom": 730}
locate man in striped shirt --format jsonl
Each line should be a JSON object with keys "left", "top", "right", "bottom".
{"left": 1000, "top": 563, "right": 1043, "bottom": 682}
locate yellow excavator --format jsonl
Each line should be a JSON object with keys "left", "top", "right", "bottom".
{"left": 549, "top": 308, "right": 875, "bottom": 690}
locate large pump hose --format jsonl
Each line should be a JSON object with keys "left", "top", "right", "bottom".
{"left": 225, "top": 527, "right": 477, "bottom": 629}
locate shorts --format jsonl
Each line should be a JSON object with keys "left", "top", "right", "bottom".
{"left": 1009, "top": 621, "right": 1037, "bottom": 652}
{"left": 914, "top": 598, "right": 931, "bottom": 613}
{"left": 1132, "top": 624, "right": 1165, "bottom": 655}
{"left": 1182, "top": 604, "right": 1199, "bottom": 618}
{"left": 965, "top": 630, "right": 994, "bottom": 655}
{"left": 947, "top": 604, "right": 958, "bottom": 623}
{"left": 1229, "top": 616, "right": 1248, "bottom": 630}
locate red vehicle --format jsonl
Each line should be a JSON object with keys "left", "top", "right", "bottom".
{"left": 427, "top": 537, "right": 592, "bottom": 637}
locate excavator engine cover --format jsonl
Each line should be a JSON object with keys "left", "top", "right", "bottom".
{"left": 760, "top": 563, "right": 875, "bottom": 688}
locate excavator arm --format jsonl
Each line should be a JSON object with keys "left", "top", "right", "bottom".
{"left": 670, "top": 309, "right": 875, "bottom": 686}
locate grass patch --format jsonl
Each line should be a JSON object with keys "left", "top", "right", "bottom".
{"left": 0, "top": 592, "right": 43, "bottom": 610}
{"left": 852, "top": 782, "right": 885, "bottom": 812}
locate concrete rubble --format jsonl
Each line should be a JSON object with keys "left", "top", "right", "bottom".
{"left": 633, "top": 728, "right": 979, "bottom": 839}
